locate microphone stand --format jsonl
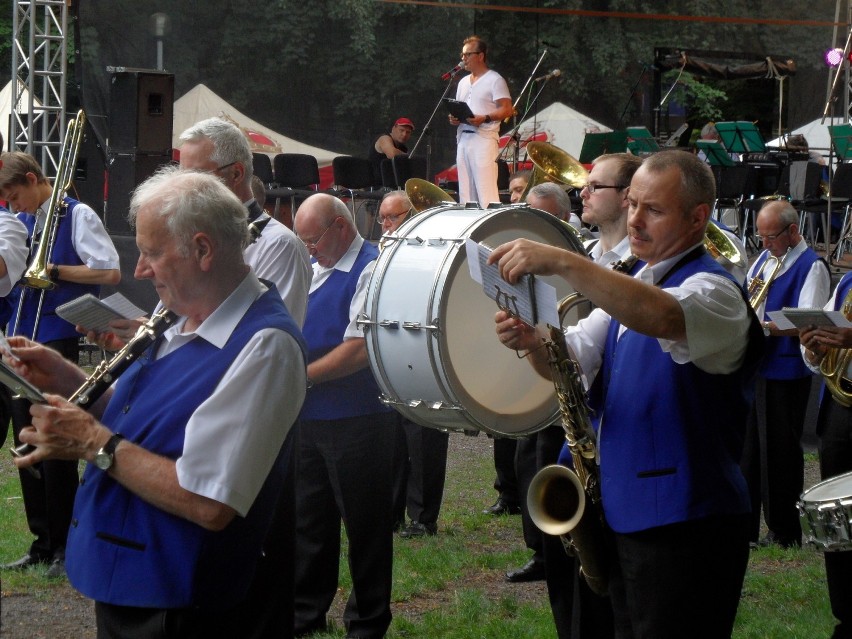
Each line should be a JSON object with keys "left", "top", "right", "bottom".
{"left": 408, "top": 66, "right": 463, "bottom": 161}
{"left": 497, "top": 50, "right": 549, "bottom": 170}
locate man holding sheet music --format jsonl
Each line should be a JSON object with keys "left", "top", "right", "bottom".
{"left": 742, "top": 199, "right": 830, "bottom": 549}
{"left": 0, "top": 151, "right": 120, "bottom": 580}
{"left": 448, "top": 35, "right": 512, "bottom": 207}
{"left": 491, "top": 150, "right": 763, "bottom": 637}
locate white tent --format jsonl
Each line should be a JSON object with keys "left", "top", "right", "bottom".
{"left": 499, "top": 101, "right": 611, "bottom": 160}
{"left": 0, "top": 79, "right": 42, "bottom": 149}
{"left": 766, "top": 117, "right": 847, "bottom": 154}
{"left": 172, "top": 83, "right": 342, "bottom": 167}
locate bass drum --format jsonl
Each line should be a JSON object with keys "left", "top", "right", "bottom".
{"left": 799, "top": 470, "right": 852, "bottom": 551}
{"left": 361, "top": 203, "right": 587, "bottom": 437}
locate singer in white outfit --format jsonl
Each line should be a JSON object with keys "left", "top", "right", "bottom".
{"left": 449, "top": 36, "right": 512, "bottom": 207}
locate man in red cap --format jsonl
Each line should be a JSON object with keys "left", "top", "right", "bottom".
{"left": 369, "top": 117, "right": 415, "bottom": 185}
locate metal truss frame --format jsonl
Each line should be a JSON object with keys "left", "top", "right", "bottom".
{"left": 10, "top": 0, "right": 68, "bottom": 179}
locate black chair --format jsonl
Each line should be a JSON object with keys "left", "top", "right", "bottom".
{"left": 331, "top": 156, "right": 383, "bottom": 236}
{"left": 252, "top": 153, "right": 274, "bottom": 186}
{"left": 271, "top": 153, "right": 321, "bottom": 216}
{"left": 380, "top": 158, "right": 398, "bottom": 189}
{"left": 390, "top": 154, "right": 427, "bottom": 188}
{"left": 497, "top": 160, "right": 511, "bottom": 203}
{"left": 711, "top": 164, "right": 755, "bottom": 234}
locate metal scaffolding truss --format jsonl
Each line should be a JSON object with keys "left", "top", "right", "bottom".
{"left": 10, "top": 0, "right": 68, "bottom": 179}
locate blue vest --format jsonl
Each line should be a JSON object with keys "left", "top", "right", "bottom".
{"left": 66, "top": 286, "right": 306, "bottom": 609}
{"left": 755, "top": 248, "right": 825, "bottom": 379}
{"left": 300, "top": 241, "right": 391, "bottom": 420}
{"left": 12, "top": 198, "right": 100, "bottom": 341}
{"left": 834, "top": 271, "right": 852, "bottom": 313}
{"left": 597, "top": 251, "right": 759, "bottom": 533}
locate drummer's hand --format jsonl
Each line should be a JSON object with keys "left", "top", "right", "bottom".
{"left": 448, "top": 115, "right": 460, "bottom": 126}
{"left": 487, "top": 239, "right": 570, "bottom": 284}
{"left": 495, "top": 310, "right": 539, "bottom": 352}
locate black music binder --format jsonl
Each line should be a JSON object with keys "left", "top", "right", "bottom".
{"left": 443, "top": 98, "right": 474, "bottom": 121}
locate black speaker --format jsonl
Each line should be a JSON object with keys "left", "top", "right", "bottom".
{"left": 105, "top": 152, "right": 172, "bottom": 236}
{"left": 72, "top": 114, "right": 108, "bottom": 217}
{"left": 108, "top": 68, "right": 174, "bottom": 154}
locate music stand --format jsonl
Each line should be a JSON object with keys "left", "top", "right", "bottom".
{"left": 829, "top": 124, "right": 852, "bottom": 161}
{"left": 696, "top": 140, "right": 736, "bottom": 167}
{"left": 626, "top": 127, "right": 660, "bottom": 154}
{"left": 715, "top": 121, "right": 766, "bottom": 153}
{"left": 578, "top": 130, "right": 628, "bottom": 164}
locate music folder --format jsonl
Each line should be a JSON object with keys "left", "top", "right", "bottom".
{"left": 443, "top": 98, "right": 475, "bottom": 122}
{"left": 767, "top": 307, "right": 852, "bottom": 330}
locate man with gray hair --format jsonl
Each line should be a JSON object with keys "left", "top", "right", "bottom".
{"left": 7, "top": 167, "right": 307, "bottom": 637}
{"left": 526, "top": 182, "right": 582, "bottom": 230}
{"left": 179, "top": 117, "right": 311, "bottom": 325}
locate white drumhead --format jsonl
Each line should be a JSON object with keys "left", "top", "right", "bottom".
{"left": 802, "top": 470, "right": 852, "bottom": 503}
{"left": 364, "top": 204, "right": 586, "bottom": 436}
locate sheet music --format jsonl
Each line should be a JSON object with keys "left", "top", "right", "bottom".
{"left": 768, "top": 307, "right": 852, "bottom": 330}
{"left": 465, "top": 238, "right": 559, "bottom": 327}
{"left": 55, "top": 293, "right": 146, "bottom": 333}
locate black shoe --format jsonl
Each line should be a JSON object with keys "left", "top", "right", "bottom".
{"left": 1, "top": 553, "right": 50, "bottom": 571}
{"left": 45, "top": 556, "right": 66, "bottom": 579}
{"left": 506, "top": 559, "right": 546, "bottom": 583}
{"left": 399, "top": 521, "right": 437, "bottom": 538}
{"left": 482, "top": 498, "right": 521, "bottom": 516}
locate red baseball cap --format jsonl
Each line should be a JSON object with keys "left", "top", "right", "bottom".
{"left": 394, "top": 118, "right": 415, "bottom": 130}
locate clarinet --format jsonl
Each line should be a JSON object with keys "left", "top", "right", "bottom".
{"left": 10, "top": 308, "right": 178, "bottom": 466}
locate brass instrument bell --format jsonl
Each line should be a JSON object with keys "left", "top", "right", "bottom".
{"left": 404, "top": 178, "right": 455, "bottom": 213}
{"left": 522, "top": 141, "right": 589, "bottom": 199}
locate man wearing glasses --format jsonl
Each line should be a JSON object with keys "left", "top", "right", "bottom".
{"left": 742, "top": 199, "right": 830, "bottom": 549}
{"left": 448, "top": 35, "right": 513, "bottom": 207}
{"left": 292, "top": 193, "right": 396, "bottom": 638}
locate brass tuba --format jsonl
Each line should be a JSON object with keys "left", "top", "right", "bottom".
{"left": 820, "top": 288, "right": 852, "bottom": 407}
{"left": 522, "top": 141, "right": 588, "bottom": 200}
{"left": 705, "top": 221, "right": 747, "bottom": 272}
{"left": 12, "top": 110, "right": 87, "bottom": 339}
{"left": 404, "top": 178, "right": 455, "bottom": 213}
{"left": 747, "top": 248, "right": 789, "bottom": 311}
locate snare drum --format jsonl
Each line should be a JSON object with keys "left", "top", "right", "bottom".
{"left": 360, "top": 203, "right": 586, "bottom": 437}
{"left": 798, "top": 470, "right": 852, "bottom": 551}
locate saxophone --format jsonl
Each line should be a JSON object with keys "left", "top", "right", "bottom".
{"left": 10, "top": 308, "right": 179, "bottom": 468}
{"left": 821, "top": 288, "right": 852, "bottom": 407}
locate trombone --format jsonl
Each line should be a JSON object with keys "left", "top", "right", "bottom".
{"left": 12, "top": 110, "right": 87, "bottom": 340}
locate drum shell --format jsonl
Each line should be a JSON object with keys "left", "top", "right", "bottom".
{"left": 798, "top": 469, "right": 852, "bottom": 551}
{"left": 362, "top": 203, "right": 586, "bottom": 437}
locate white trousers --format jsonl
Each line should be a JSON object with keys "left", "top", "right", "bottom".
{"left": 456, "top": 132, "right": 499, "bottom": 207}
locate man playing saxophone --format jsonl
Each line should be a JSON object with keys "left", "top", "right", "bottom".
{"left": 742, "top": 200, "right": 830, "bottom": 549}
{"left": 0, "top": 150, "right": 120, "bottom": 580}
{"left": 491, "top": 150, "right": 763, "bottom": 639}
{"left": 801, "top": 271, "right": 852, "bottom": 639}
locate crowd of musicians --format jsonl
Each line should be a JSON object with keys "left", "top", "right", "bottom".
{"left": 0, "top": 32, "right": 850, "bottom": 639}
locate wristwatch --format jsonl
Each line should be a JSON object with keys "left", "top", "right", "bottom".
{"left": 484, "top": 115, "right": 492, "bottom": 123}
{"left": 762, "top": 321, "right": 771, "bottom": 337}
{"left": 49, "top": 264, "right": 59, "bottom": 281}
{"left": 94, "top": 433, "right": 125, "bottom": 471}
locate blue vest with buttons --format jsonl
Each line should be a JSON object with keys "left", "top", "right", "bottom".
{"left": 300, "top": 241, "right": 391, "bottom": 420}
{"left": 65, "top": 286, "right": 306, "bottom": 609}
{"left": 596, "top": 251, "right": 756, "bottom": 533}
{"left": 12, "top": 198, "right": 99, "bottom": 341}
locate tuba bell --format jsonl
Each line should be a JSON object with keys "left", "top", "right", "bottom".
{"left": 704, "top": 221, "right": 747, "bottom": 272}
{"left": 404, "top": 178, "right": 455, "bottom": 213}
{"left": 522, "top": 141, "right": 588, "bottom": 200}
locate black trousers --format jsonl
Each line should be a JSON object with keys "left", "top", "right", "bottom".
{"left": 609, "top": 513, "right": 750, "bottom": 639}
{"left": 293, "top": 413, "right": 395, "bottom": 638}
{"left": 399, "top": 418, "right": 448, "bottom": 525}
{"left": 11, "top": 336, "right": 79, "bottom": 560}
{"left": 493, "top": 436, "right": 519, "bottom": 507}
{"left": 816, "top": 395, "right": 852, "bottom": 638}
{"left": 741, "top": 375, "right": 811, "bottom": 545}
{"left": 95, "top": 601, "right": 244, "bottom": 639}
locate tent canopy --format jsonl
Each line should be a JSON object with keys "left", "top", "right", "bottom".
{"left": 173, "top": 84, "right": 342, "bottom": 167}
{"left": 436, "top": 101, "right": 610, "bottom": 182}
{"left": 0, "top": 79, "right": 42, "bottom": 148}
{"left": 766, "top": 117, "right": 847, "bottom": 154}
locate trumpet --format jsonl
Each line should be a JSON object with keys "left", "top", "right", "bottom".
{"left": 12, "top": 110, "right": 87, "bottom": 339}
{"left": 747, "top": 248, "right": 789, "bottom": 311}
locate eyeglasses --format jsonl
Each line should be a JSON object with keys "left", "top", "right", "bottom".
{"left": 301, "top": 216, "right": 341, "bottom": 250}
{"left": 379, "top": 210, "right": 411, "bottom": 224}
{"left": 756, "top": 223, "right": 793, "bottom": 242}
{"left": 200, "top": 161, "right": 238, "bottom": 175}
{"left": 461, "top": 51, "right": 482, "bottom": 57}
{"left": 583, "top": 184, "right": 626, "bottom": 194}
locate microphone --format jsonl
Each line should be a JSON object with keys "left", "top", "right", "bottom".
{"left": 534, "top": 69, "right": 562, "bottom": 82}
{"left": 441, "top": 60, "right": 465, "bottom": 81}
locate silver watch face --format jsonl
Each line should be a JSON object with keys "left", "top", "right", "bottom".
{"left": 94, "top": 450, "right": 113, "bottom": 470}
